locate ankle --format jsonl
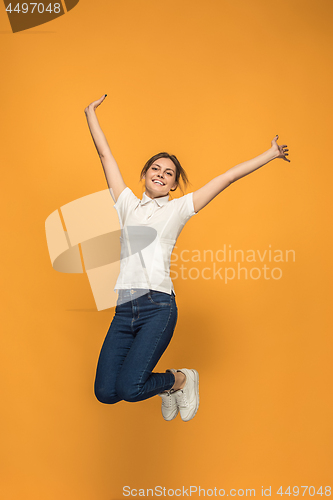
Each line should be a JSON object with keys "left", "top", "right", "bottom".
{"left": 172, "top": 371, "right": 186, "bottom": 391}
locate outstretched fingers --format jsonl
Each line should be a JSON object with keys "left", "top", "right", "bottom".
{"left": 271, "top": 135, "right": 291, "bottom": 162}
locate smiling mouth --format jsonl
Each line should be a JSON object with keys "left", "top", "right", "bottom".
{"left": 153, "top": 180, "right": 165, "bottom": 186}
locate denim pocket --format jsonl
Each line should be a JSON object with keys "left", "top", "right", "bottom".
{"left": 147, "top": 290, "right": 172, "bottom": 307}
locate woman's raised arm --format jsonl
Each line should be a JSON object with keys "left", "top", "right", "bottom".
{"left": 84, "top": 95, "right": 126, "bottom": 202}
{"left": 192, "top": 135, "right": 290, "bottom": 213}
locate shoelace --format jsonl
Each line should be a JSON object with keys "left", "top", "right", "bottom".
{"left": 175, "top": 389, "right": 189, "bottom": 408}
{"left": 160, "top": 391, "right": 174, "bottom": 408}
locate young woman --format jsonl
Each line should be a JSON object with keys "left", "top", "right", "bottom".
{"left": 84, "top": 94, "right": 290, "bottom": 423}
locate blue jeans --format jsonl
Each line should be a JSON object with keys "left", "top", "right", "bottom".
{"left": 94, "top": 289, "right": 178, "bottom": 404}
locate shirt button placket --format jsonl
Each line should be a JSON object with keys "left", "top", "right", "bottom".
{"left": 147, "top": 201, "right": 153, "bottom": 219}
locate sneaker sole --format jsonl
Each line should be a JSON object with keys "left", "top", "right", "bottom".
{"left": 162, "top": 409, "right": 179, "bottom": 421}
{"left": 182, "top": 369, "right": 200, "bottom": 422}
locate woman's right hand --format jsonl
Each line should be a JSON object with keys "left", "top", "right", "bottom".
{"left": 84, "top": 94, "right": 107, "bottom": 114}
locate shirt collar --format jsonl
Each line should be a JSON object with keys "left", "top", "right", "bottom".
{"left": 141, "top": 191, "right": 170, "bottom": 207}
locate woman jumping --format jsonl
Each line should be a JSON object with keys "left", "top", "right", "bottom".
{"left": 84, "top": 94, "right": 290, "bottom": 422}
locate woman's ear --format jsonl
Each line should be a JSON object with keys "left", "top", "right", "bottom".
{"left": 170, "top": 182, "right": 178, "bottom": 192}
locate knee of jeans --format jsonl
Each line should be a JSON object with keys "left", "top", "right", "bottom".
{"left": 116, "top": 378, "right": 142, "bottom": 403}
{"left": 94, "top": 383, "right": 120, "bottom": 405}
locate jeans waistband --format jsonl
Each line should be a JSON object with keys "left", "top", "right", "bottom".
{"left": 117, "top": 288, "right": 175, "bottom": 299}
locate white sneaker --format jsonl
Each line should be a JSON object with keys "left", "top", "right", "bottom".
{"left": 174, "top": 369, "right": 199, "bottom": 422}
{"left": 158, "top": 369, "right": 178, "bottom": 421}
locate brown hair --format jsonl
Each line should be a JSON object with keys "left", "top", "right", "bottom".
{"left": 139, "top": 152, "right": 190, "bottom": 195}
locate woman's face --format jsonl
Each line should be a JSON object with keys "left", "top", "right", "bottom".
{"left": 144, "top": 158, "right": 178, "bottom": 197}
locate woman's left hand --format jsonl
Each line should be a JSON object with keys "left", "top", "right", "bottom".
{"left": 271, "top": 135, "right": 290, "bottom": 162}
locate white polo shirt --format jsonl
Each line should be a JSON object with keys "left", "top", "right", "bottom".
{"left": 112, "top": 186, "right": 197, "bottom": 295}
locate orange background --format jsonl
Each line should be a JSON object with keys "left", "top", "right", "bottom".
{"left": 1, "top": 0, "right": 332, "bottom": 498}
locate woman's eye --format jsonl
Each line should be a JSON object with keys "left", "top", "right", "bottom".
{"left": 167, "top": 172, "right": 172, "bottom": 176}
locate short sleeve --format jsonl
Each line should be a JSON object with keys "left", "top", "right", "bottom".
{"left": 174, "top": 192, "right": 197, "bottom": 226}
{"left": 113, "top": 187, "right": 139, "bottom": 228}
